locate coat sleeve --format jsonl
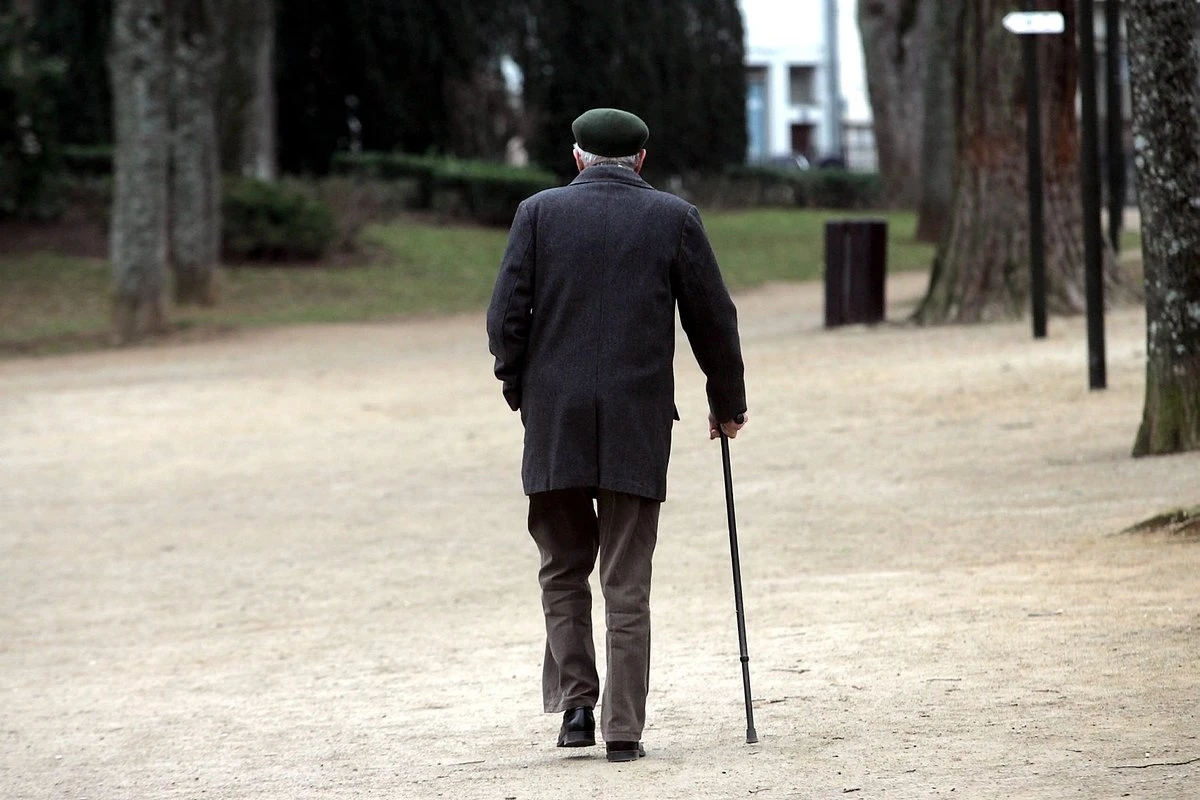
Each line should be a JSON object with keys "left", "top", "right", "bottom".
{"left": 486, "top": 201, "right": 536, "bottom": 411}
{"left": 672, "top": 206, "right": 747, "bottom": 422}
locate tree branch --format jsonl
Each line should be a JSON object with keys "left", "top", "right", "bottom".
{"left": 1111, "top": 757, "right": 1200, "bottom": 770}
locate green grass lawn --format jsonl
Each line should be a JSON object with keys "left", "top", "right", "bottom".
{"left": 0, "top": 209, "right": 938, "bottom": 355}
{"left": 703, "top": 209, "right": 935, "bottom": 289}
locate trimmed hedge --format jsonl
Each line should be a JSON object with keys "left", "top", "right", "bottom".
{"left": 334, "top": 152, "right": 559, "bottom": 225}
{"left": 55, "top": 147, "right": 878, "bottom": 247}
{"left": 431, "top": 160, "right": 560, "bottom": 226}
{"left": 331, "top": 151, "right": 440, "bottom": 181}
{"left": 799, "top": 169, "right": 882, "bottom": 209}
{"left": 223, "top": 178, "right": 336, "bottom": 261}
{"left": 332, "top": 151, "right": 439, "bottom": 208}
{"left": 723, "top": 165, "right": 882, "bottom": 210}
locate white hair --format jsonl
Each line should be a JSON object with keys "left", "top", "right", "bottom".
{"left": 574, "top": 144, "right": 640, "bottom": 169}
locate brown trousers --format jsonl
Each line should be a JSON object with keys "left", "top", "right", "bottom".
{"left": 527, "top": 487, "right": 661, "bottom": 741}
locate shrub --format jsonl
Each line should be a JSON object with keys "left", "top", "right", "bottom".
{"left": 798, "top": 169, "right": 882, "bottom": 210}
{"left": 332, "top": 152, "right": 440, "bottom": 208}
{"left": 307, "top": 176, "right": 414, "bottom": 249}
{"left": 720, "top": 165, "right": 801, "bottom": 206}
{"left": 430, "top": 160, "right": 558, "bottom": 226}
{"left": 334, "top": 151, "right": 559, "bottom": 225}
{"left": 332, "top": 151, "right": 441, "bottom": 181}
{"left": 715, "top": 165, "right": 882, "bottom": 210}
{"left": 222, "top": 178, "right": 336, "bottom": 261}
{"left": 724, "top": 164, "right": 799, "bottom": 185}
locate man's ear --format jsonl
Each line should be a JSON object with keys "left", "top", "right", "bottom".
{"left": 635, "top": 149, "right": 647, "bottom": 173}
{"left": 573, "top": 146, "right": 586, "bottom": 173}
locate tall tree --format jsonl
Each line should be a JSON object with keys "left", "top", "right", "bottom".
{"left": 219, "top": 0, "right": 275, "bottom": 180}
{"left": 916, "top": 0, "right": 1128, "bottom": 324}
{"left": 515, "top": 0, "right": 620, "bottom": 174}
{"left": 276, "top": 0, "right": 512, "bottom": 173}
{"left": 517, "top": 0, "right": 745, "bottom": 177}
{"left": 915, "top": 0, "right": 960, "bottom": 243}
{"left": 857, "top": 0, "right": 931, "bottom": 207}
{"left": 109, "top": 0, "right": 169, "bottom": 342}
{"left": 169, "top": 0, "right": 223, "bottom": 305}
{"left": 0, "top": 11, "right": 66, "bottom": 219}
{"left": 34, "top": 0, "right": 113, "bottom": 146}
{"left": 1127, "top": 0, "right": 1200, "bottom": 456}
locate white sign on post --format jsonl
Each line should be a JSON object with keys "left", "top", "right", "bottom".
{"left": 1002, "top": 11, "right": 1066, "bottom": 35}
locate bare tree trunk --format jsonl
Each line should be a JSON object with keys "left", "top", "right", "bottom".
{"left": 857, "top": 0, "right": 930, "bottom": 207}
{"left": 445, "top": 65, "right": 519, "bottom": 161}
{"left": 170, "top": 0, "right": 223, "bottom": 306}
{"left": 109, "top": 0, "right": 170, "bottom": 343}
{"left": 1127, "top": 0, "right": 1200, "bottom": 457}
{"left": 916, "top": 0, "right": 1127, "bottom": 324}
{"left": 243, "top": 0, "right": 275, "bottom": 180}
{"left": 915, "top": 0, "right": 959, "bottom": 243}
{"left": 219, "top": 0, "right": 276, "bottom": 180}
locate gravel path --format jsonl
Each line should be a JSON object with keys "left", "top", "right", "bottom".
{"left": 2, "top": 273, "right": 1197, "bottom": 799}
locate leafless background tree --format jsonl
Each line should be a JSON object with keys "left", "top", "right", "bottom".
{"left": 219, "top": 0, "right": 275, "bottom": 181}
{"left": 857, "top": 0, "right": 931, "bottom": 209}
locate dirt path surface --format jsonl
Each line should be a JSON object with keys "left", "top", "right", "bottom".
{"left": 2, "top": 274, "right": 1197, "bottom": 799}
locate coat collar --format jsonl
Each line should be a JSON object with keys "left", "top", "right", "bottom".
{"left": 568, "top": 164, "right": 655, "bottom": 190}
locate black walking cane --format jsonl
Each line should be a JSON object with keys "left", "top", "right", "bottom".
{"left": 719, "top": 413, "right": 758, "bottom": 744}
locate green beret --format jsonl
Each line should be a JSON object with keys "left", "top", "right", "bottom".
{"left": 571, "top": 108, "right": 649, "bottom": 157}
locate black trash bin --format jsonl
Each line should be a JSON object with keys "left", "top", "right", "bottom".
{"left": 823, "top": 219, "right": 887, "bottom": 327}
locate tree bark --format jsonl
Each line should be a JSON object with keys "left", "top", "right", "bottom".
{"left": 1127, "top": 0, "right": 1200, "bottom": 457}
{"left": 109, "top": 0, "right": 170, "bottom": 343}
{"left": 916, "top": 0, "right": 1127, "bottom": 324}
{"left": 445, "top": 65, "right": 518, "bottom": 161}
{"left": 170, "top": 0, "right": 223, "bottom": 306}
{"left": 857, "top": 0, "right": 930, "bottom": 207}
{"left": 914, "top": 0, "right": 959, "bottom": 243}
{"left": 219, "top": 0, "right": 276, "bottom": 180}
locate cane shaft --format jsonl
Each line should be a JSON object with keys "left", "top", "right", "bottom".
{"left": 720, "top": 432, "right": 758, "bottom": 744}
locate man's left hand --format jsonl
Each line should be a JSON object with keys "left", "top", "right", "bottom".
{"left": 709, "top": 412, "right": 748, "bottom": 440}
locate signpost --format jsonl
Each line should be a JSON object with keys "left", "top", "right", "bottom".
{"left": 1078, "top": 0, "right": 1108, "bottom": 390}
{"left": 1003, "top": 10, "right": 1064, "bottom": 340}
{"left": 1002, "top": 10, "right": 1066, "bottom": 34}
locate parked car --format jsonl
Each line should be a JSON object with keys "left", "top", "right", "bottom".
{"left": 765, "top": 153, "right": 811, "bottom": 171}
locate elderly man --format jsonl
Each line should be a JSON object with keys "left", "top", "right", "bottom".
{"left": 487, "top": 108, "right": 747, "bottom": 763}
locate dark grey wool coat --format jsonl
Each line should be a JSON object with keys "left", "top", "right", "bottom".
{"left": 486, "top": 165, "right": 746, "bottom": 502}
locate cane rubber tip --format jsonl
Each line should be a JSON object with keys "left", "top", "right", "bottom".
{"left": 746, "top": 730, "right": 759, "bottom": 744}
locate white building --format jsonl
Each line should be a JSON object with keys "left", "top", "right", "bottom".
{"left": 741, "top": 0, "right": 875, "bottom": 170}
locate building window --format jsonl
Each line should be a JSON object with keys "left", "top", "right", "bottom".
{"left": 746, "top": 66, "right": 768, "bottom": 162}
{"left": 843, "top": 122, "right": 877, "bottom": 172}
{"left": 789, "top": 65, "right": 817, "bottom": 107}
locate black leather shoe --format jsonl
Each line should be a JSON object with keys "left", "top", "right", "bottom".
{"left": 556, "top": 707, "right": 595, "bottom": 748}
{"left": 605, "top": 741, "right": 646, "bottom": 762}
